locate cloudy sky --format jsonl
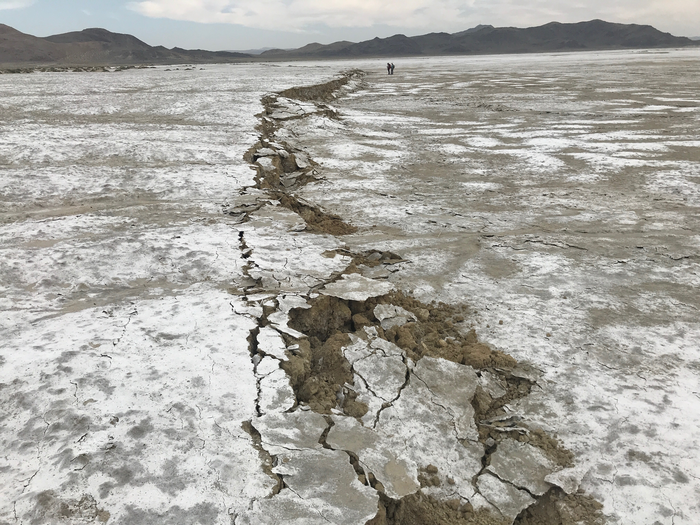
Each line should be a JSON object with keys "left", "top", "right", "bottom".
{"left": 1, "top": 0, "right": 698, "bottom": 51}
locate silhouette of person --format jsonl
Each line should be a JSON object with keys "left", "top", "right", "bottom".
{"left": 390, "top": 63, "right": 395, "bottom": 75}
{"left": 387, "top": 62, "right": 391, "bottom": 75}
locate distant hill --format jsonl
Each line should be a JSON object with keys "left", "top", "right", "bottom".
{"left": 261, "top": 20, "right": 698, "bottom": 58}
{"left": 1, "top": 20, "right": 697, "bottom": 67}
{"left": 0, "top": 24, "right": 250, "bottom": 66}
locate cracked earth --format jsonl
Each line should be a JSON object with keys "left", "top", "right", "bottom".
{"left": 1, "top": 49, "right": 699, "bottom": 525}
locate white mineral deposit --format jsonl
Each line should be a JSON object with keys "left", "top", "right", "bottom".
{"left": 1, "top": 49, "right": 699, "bottom": 525}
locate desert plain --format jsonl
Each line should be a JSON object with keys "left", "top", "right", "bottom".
{"left": 1, "top": 48, "right": 699, "bottom": 525}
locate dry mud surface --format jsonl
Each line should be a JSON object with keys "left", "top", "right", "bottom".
{"left": 1, "top": 50, "right": 699, "bottom": 525}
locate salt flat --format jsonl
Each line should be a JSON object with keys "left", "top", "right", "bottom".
{"left": 295, "top": 50, "right": 700, "bottom": 524}
{"left": 1, "top": 49, "right": 699, "bottom": 525}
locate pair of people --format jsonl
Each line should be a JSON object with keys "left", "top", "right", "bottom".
{"left": 386, "top": 62, "right": 395, "bottom": 75}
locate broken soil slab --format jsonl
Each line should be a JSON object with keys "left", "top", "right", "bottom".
{"left": 326, "top": 357, "right": 485, "bottom": 504}
{"left": 258, "top": 362, "right": 296, "bottom": 415}
{"left": 253, "top": 410, "right": 328, "bottom": 453}
{"left": 327, "top": 415, "right": 421, "bottom": 499}
{"left": 240, "top": 447, "right": 378, "bottom": 525}
{"left": 374, "top": 304, "right": 418, "bottom": 330}
{"left": 344, "top": 335, "right": 409, "bottom": 426}
{"left": 257, "top": 326, "right": 289, "bottom": 360}
{"left": 477, "top": 472, "right": 535, "bottom": 522}
{"left": 486, "top": 439, "right": 559, "bottom": 497}
{"left": 321, "top": 273, "right": 396, "bottom": 301}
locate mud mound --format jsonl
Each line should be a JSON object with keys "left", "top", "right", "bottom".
{"left": 276, "top": 193, "right": 358, "bottom": 235}
{"left": 298, "top": 288, "right": 516, "bottom": 369}
{"left": 513, "top": 488, "right": 605, "bottom": 525}
{"left": 285, "top": 284, "right": 577, "bottom": 486}
{"left": 286, "top": 289, "right": 518, "bottom": 419}
{"left": 288, "top": 294, "right": 353, "bottom": 340}
{"left": 277, "top": 70, "right": 364, "bottom": 102}
{"left": 368, "top": 492, "right": 508, "bottom": 525}
{"left": 282, "top": 296, "right": 367, "bottom": 415}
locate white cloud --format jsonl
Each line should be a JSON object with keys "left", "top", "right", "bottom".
{"left": 127, "top": 0, "right": 473, "bottom": 31}
{"left": 0, "top": 0, "right": 35, "bottom": 10}
{"left": 126, "top": 0, "right": 699, "bottom": 36}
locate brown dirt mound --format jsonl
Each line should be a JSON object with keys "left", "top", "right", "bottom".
{"left": 285, "top": 289, "right": 518, "bottom": 420}
{"left": 276, "top": 70, "right": 364, "bottom": 102}
{"left": 367, "top": 492, "right": 508, "bottom": 525}
{"left": 276, "top": 193, "right": 358, "bottom": 235}
{"left": 284, "top": 286, "right": 575, "bottom": 465}
{"left": 513, "top": 488, "right": 605, "bottom": 525}
{"left": 282, "top": 295, "right": 368, "bottom": 415}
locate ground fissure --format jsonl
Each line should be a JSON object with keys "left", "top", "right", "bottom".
{"left": 233, "top": 71, "right": 605, "bottom": 525}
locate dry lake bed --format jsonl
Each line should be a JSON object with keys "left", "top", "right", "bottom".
{"left": 1, "top": 49, "right": 699, "bottom": 525}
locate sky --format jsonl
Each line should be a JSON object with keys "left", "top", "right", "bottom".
{"left": 1, "top": 0, "right": 698, "bottom": 51}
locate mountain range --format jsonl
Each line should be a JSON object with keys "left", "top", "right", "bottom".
{"left": 0, "top": 25, "right": 250, "bottom": 66}
{"left": 1, "top": 20, "right": 697, "bottom": 67}
{"left": 261, "top": 20, "right": 698, "bottom": 58}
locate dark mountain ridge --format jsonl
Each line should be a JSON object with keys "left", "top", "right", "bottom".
{"left": 1, "top": 20, "right": 697, "bottom": 67}
{"left": 261, "top": 19, "right": 698, "bottom": 58}
{"left": 0, "top": 24, "right": 250, "bottom": 66}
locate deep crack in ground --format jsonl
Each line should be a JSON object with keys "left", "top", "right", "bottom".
{"left": 232, "top": 71, "right": 606, "bottom": 525}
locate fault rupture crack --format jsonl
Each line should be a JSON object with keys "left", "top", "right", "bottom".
{"left": 225, "top": 71, "right": 607, "bottom": 525}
